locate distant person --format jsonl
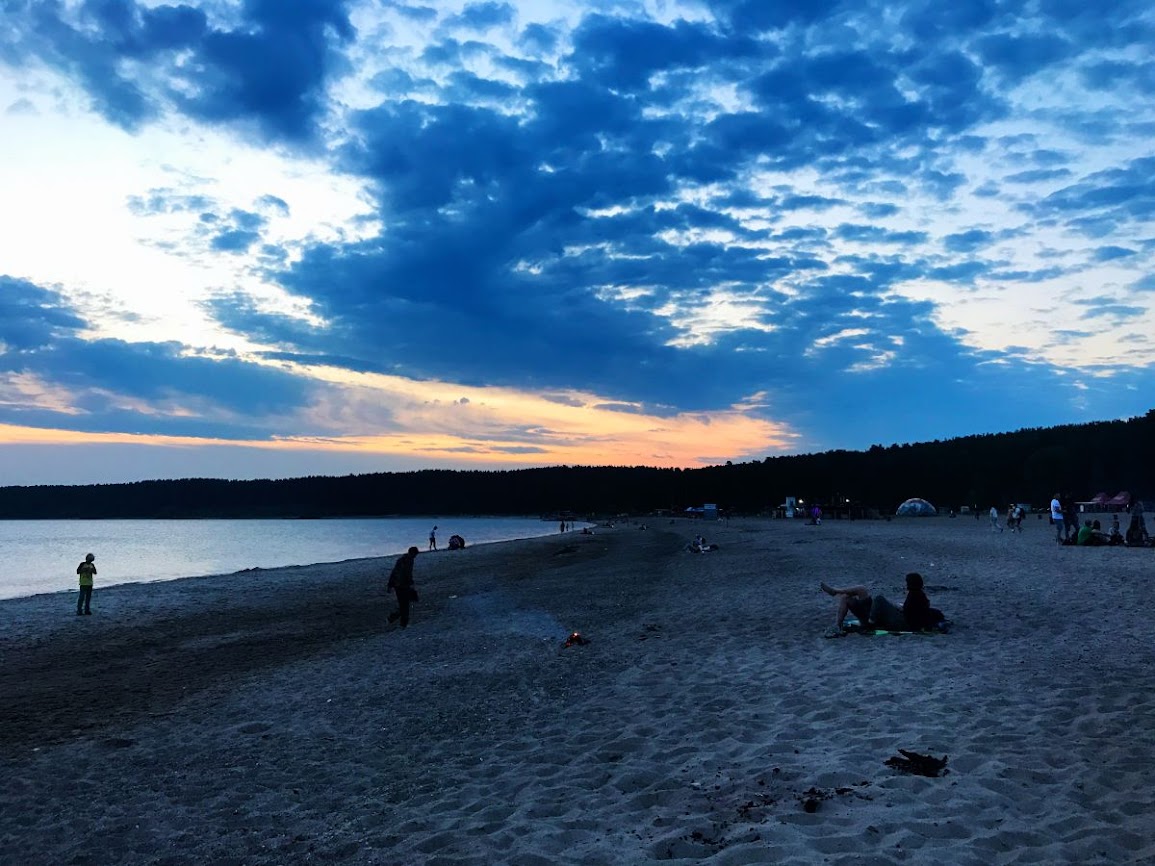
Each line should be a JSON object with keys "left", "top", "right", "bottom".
{"left": 1125, "top": 512, "right": 1149, "bottom": 547}
{"left": 821, "top": 573, "right": 945, "bottom": 635}
{"left": 1050, "top": 494, "right": 1065, "bottom": 542}
{"left": 428, "top": 525, "right": 438, "bottom": 551}
{"left": 1108, "top": 514, "right": 1123, "bottom": 545}
{"left": 1062, "top": 495, "right": 1078, "bottom": 542}
{"left": 387, "top": 546, "right": 420, "bottom": 628}
{"left": 76, "top": 553, "right": 96, "bottom": 616}
{"left": 559, "top": 520, "right": 566, "bottom": 533}
{"left": 1007, "top": 504, "right": 1023, "bottom": 533}
{"left": 989, "top": 506, "right": 1003, "bottom": 532}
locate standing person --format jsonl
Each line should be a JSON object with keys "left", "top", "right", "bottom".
{"left": 428, "top": 525, "right": 438, "bottom": 551}
{"left": 989, "top": 506, "right": 1003, "bottom": 532}
{"left": 387, "top": 546, "right": 420, "bottom": 628}
{"left": 1063, "top": 495, "right": 1078, "bottom": 542}
{"left": 1007, "top": 504, "right": 1022, "bottom": 533}
{"left": 76, "top": 553, "right": 96, "bottom": 616}
{"left": 1050, "top": 493, "right": 1065, "bottom": 542}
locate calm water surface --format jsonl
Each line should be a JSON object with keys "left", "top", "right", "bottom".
{"left": 0, "top": 517, "right": 566, "bottom": 601}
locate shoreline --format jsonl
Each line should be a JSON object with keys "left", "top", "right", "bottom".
{"left": 0, "top": 515, "right": 579, "bottom": 603}
{"left": 3, "top": 518, "right": 1154, "bottom": 864}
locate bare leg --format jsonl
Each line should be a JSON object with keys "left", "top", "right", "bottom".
{"left": 820, "top": 583, "right": 870, "bottom": 627}
{"left": 821, "top": 582, "right": 869, "bottom": 598}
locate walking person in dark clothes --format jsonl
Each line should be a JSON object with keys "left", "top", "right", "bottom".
{"left": 387, "top": 546, "right": 420, "bottom": 628}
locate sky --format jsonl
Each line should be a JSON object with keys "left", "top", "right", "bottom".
{"left": 1, "top": 0, "right": 1154, "bottom": 486}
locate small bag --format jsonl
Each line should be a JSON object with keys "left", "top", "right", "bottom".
{"left": 409, "top": 587, "right": 420, "bottom": 602}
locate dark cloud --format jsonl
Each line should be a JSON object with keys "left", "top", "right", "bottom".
{"left": 834, "top": 225, "right": 928, "bottom": 245}
{"left": 986, "top": 266, "right": 1068, "bottom": 282}
{"left": 1031, "top": 157, "right": 1155, "bottom": 227}
{"left": 4, "top": 0, "right": 355, "bottom": 141}
{"left": 973, "top": 32, "right": 1076, "bottom": 82}
{"left": 1004, "top": 168, "right": 1073, "bottom": 184}
{"left": 1075, "top": 302, "right": 1146, "bottom": 321}
{"left": 518, "top": 22, "right": 558, "bottom": 53}
{"left": 707, "top": 0, "right": 845, "bottom": 32}
{"left": 445, "top": 2, "right": 515, "bottom": 31}
{"left": 943, "top": 229, "right": 994, "bottom": 253}
{"left": 0, "top": 278, "right": 312, "bottom": 439}
{"left": 1093, "top": 245, "right": 1136, "bottom": 262}
{"left": 571, "top": 14, "right": 760, "bottom": 92}
{"left": 210, "top": 229, "right": 261, "bottom": 253}
{"left": 0, "top": 276, "right": 86, "bottom": 350}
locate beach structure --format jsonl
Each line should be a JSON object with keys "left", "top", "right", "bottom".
{"left": 1076, "top": 491, "right": 1133, "bottom": 513}
{"left": 896, "top": 497, "right": 937, "bottom": 516}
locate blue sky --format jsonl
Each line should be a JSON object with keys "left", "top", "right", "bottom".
{"left": 1, "top": 0, "right": 1153, "bottom": 485}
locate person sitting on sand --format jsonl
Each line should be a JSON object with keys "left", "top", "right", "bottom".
{"left": 687, "top": 535, "right": 718, "bottom": 553}
{"left": 820, "top": 573, "right": 945, "bottom": 636}
{"left": 1076, "top": 520, "right": 1108, "bottom": 547}
{"left": 1125, "top": 513, "right": 1149, "bottom": 547}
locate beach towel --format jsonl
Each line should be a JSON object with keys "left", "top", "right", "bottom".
{"left": 826, "top": 617, "right": 950, "bottom": 637}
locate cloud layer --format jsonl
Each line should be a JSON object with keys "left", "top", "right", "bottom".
{"left": 1, "top": 0, "right": 1154, "bottom": 482}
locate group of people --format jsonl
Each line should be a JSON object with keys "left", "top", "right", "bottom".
{"left": 1051, "top": 494, "right": 1151, "bottom": 547}
{"left": 987, "top": 503, "right": 1026, "bottom": 533}
{"left": 1072, "top": 512, "right": 1151, "bottom": 547}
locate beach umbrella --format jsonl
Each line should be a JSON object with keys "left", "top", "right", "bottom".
{"left": 896, "top": 497, "right": 937, "bottom": 516}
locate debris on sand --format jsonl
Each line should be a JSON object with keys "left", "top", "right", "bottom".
{"left": 885, "top": 749, "right": 949, "bottom": 777}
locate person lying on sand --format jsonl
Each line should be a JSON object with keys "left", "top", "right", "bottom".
{"left": 686, "top": 535, "right": 719, "bottom": 553}
{"left": 821, "top": 572, "right": 945, "bottom": 636}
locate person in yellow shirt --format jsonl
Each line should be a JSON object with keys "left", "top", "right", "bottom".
{"left": 76, "top": 553, "right": 96, "bottom": 615}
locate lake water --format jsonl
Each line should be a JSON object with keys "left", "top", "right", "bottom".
{"left": 0, "top": 517, "right": 570, "bottom": 601}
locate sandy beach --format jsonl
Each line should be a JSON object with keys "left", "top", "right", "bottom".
{"left": 3, "top": 515, "right": 1154, "bottom": 865}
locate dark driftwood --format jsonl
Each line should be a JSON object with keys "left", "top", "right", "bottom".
{"left": 885, "top": 749, "right": 949, "bottom": 777}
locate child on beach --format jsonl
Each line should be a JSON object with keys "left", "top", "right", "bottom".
{"left": 387, "top": 546, "right": 420, "bottom": 628}
{"left": 821, "top": 573, "right": 945, "bottom": 636}
{"left": 76, "top": 553, "right": 96, "bottom": 615}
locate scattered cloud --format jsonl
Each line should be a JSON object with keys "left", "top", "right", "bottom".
{"left": 0, "top": 0, "right": 1153, "bottom": 483}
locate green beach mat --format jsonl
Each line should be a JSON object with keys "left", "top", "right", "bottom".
{"left": 836, "top": 617, "right": 949, "bottom": 637}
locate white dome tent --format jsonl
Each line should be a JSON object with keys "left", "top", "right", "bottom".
{"left": 896, "top": 497, "right": 937, "bottom": 516}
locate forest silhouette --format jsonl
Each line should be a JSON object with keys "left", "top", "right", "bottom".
{"left": 0, "top": 411, "right": 1150, "bottom": 519}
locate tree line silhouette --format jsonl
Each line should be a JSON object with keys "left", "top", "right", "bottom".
{"left": 0, "top": 411, "right": 1150, "bottom": 519}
